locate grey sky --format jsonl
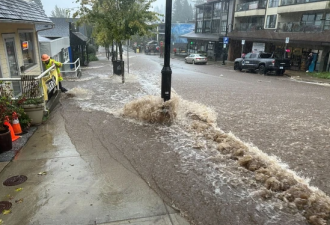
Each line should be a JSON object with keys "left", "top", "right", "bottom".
{"left": 41, "top": 0, "right": 79, "bottom": 17}
{"left": 41, "top": 0, "right": 196, "bottom": 17}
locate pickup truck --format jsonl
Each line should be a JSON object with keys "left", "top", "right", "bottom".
{"left": 234, "top": 52, "right": 291, "bottom": 75}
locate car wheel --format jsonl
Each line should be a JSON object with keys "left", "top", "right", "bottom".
{"left": 258, "top": 65, "right": 265, "bottom": 75}
{"left": 276, "top": 69, "right": 285, "bottom": 76}
{"left": 234, "top": 63, "right": 242, "bottom": 71}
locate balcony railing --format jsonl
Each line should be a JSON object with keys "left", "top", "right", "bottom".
{"left": 278, "top": 21, "right": 324, "bottom": 32}
{"left": 236, "top": 0, "right": 267, "bottom": 12}
{"left": 281, "top": 0, "right": 325, "bottom": 6}
{"left": 235, "top": 23, "right": 264, "bottom": 31}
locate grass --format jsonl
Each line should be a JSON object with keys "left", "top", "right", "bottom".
{"left": 309, "top": 72, "right": 330, "bottom": 79}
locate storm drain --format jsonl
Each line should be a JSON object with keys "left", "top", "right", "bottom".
{"left": 3, "top": 175, "right": 27, "bottom": 186}
{"left": 0, "top": 201, "right": 12, "bottom": 211}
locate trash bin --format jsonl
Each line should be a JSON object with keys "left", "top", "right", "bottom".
{"left": 113, "top": 60, "right": 124, "bottom": 75}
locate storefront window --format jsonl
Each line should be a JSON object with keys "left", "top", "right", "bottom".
{"left": 19, "top": 32, "right": 36, "bottom": 70}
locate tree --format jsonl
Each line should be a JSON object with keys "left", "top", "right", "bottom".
{"left": 172, "top": 0, "right": 183, "bottom": 22}
{"left": 182, "top": 0, "right": 193, "bottom": 22}
{"left": 73, "top": 0, "right": 160, "bottom": 82}
{"left": 51, "top": 5, "right": 70, "bottom": 18}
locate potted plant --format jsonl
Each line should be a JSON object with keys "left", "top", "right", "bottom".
{"left": 0, "top": 82, "right": 30, "bottom": 152}
{"left": 18, "top": 78, "right": 45, "bottom": 125}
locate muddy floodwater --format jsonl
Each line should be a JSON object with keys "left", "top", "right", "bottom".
{"left": 60, "top": 50, "right": 330, "bottom": 225}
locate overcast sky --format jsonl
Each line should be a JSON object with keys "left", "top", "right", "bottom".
{"left": 41, "top": 0, "right": 195, "bottom": 17}
{"left": 41, "top": 0, "right": 80, "bottom": 17}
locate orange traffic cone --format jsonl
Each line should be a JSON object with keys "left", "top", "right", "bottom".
{"left": 12, "top": 112, "right": 22, "bottom": 135}
{"left": 3, "top": 121, "right": 20, "bottom": 142}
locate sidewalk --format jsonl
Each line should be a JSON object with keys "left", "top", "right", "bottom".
{"left": 172, "top": 53, "right": 330, "bottom": 85}
{"left": 0, "top": 106, "right": 190, "bottom": 224}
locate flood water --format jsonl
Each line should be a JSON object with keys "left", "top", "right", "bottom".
{"left": 60, "top": 49, "right": 330, "bottom": 225}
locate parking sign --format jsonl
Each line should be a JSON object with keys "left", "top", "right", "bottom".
{"left": 223, "top": 37, "right": 229, "bottom": 44}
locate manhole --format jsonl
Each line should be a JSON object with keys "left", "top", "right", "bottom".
{"left": 0, "top": 201, "right": 12, "bottom": 211}
{"left": 3, "top": 175, "right": 27, "bottom": 186}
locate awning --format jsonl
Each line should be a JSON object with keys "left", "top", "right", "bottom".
{"left": 180, "top": 32, "right": 220, "bottom": 41}
{"left": 71, "top": 32, "right": 89, "bottom": 45}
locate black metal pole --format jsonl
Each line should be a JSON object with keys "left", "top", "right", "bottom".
{"left": 161, "top": 0, "right": 172, "bottom": 102}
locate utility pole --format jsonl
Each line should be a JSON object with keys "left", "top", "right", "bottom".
{"left": 161, "top": 0, "right": 172, "bottom": 102}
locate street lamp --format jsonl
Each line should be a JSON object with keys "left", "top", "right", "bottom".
{"left": 161, "top": 0, "right": 172, "bottom": 102}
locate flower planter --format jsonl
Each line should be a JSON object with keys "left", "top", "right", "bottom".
{"left": 22, "top": 104, "right": 44, "bottom": 125}
{"left": 0, "top": 125, "right": 12, "bottom": 153}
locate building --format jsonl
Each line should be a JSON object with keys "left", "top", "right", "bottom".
{"left": 37, "top": 18, "right": 90, "bottom": 66}
{"left": 228, "top": 0, "right": 330, "bottom": 72}
{"left": 181, "top": 0, "right": 235, "bottom": 60}
{"left": 0, "top": 0, "right": 53, "bottom": 95}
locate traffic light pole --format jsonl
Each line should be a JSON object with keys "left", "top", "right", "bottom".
{"left": 161, "top": 0, "right": 172, "bottom": 102}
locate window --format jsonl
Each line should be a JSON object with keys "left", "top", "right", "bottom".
{"left": 266, "top": 15, "right": 277, "bottom": 28}
{"left": 212, "top": 20, "right": 220, "bottom": 33}
{"left": 196, "top": 21, "right": 203, "bottom": 33}
{"left": 221, "top": 21, "right": 227, "bottom": 32}
{"left": 268, "top": 0, "right": 279, "bottom": 7}
{"left": 250, "top": 53, "right": 257, "bottom": 58}
{"left": 204, "top": 20, "right": 211, "bottom": 32}
{"left": 324, "top": 13, "right": 330, "bottom": 30}
{"left": 19, "top": 32, "right": 36, "bottom": 70}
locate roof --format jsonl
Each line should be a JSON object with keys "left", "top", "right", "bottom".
{"left": 37, "top": 18, "right": 78, "bottom": 38}
{"left": 0, "top": 0, "right": 52, "bottom": 24}
{"left": 180, "top": 32, "right": 220, "bottom": 41}
{"left": 37, "top": 18, "right": 89, "bottom": 38}
{"left": 71, "top": 32, "right": 89, "bottom": 45}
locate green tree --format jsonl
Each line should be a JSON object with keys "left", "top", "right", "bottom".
{"left": 51, "top": 5, "right": 70, "bottom": 18}
{"left": 73, "top": 0, "right": 160, "bottom": 81}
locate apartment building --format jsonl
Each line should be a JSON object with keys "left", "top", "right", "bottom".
{"left": 228, "top": 0, "right": 330, "bottom": 72}
{"left": 181, "top": 0, "right": 235, "bottom": 61}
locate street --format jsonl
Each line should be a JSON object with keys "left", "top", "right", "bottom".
{"left": 1, "top": 50, "right": 329, "bottom": 225}
{"left": 60, "top": 50, "right": 330, "bottom": 224}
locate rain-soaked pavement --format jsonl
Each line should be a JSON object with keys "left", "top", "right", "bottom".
{"left": 1, "top": 48, "right": 330, "bottom": 225}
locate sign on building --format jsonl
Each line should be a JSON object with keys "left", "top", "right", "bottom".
{"left": 252, "top": 42, "right": 265, "bottom": 52}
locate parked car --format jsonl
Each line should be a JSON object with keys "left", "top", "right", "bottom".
{"left": 234, "top": 52, "right": 291, "bottom": 75}
{"left": 185, "top": 54, "right": 208, "bottom": 65}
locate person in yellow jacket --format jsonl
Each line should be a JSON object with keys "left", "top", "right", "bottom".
{"left": 41, "top": 54, "right": 68, "bottom": 93}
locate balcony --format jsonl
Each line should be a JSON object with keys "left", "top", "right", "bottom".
{"left": 235, "top": 23, "right": 264, "bottom": 31}
{"left": 236, "top": 0, "right": 267, "bottom": 11}
{"left": 277, "top": 21, "right": 324, "bottom": 33}
{"left": 281, "top": 0, "right": 326, "bottom": 6}
{"left": 235, "top": 0, "right": 267, "bottom": 17}
{"left": 278, "top": 0, "right": 328, "bottom": 13}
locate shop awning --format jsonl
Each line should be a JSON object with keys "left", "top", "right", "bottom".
{"left": 180, "top": 32, "right": 220, "bottom": 41}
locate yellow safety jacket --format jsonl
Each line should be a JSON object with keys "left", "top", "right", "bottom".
{"left": 43, "top": 59, "right": 63, "bottom": 81}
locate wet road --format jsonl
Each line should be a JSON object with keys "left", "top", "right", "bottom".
{"left": 57, "top": 50, "right": 330, "bottom": 225}
{"left": 162, "top": 56, "right": 330, "bottom": 194}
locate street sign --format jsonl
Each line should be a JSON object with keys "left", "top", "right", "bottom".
{"left": 241, "top": 40, "right": 245, "bottom": 45}
{"left": 223, "top": 37, "right": 229, "bottom": 44}
{"left": 285, "top": 37, "right": 289, "bottom": 43}
{"left": 223, "top": 44, "right": 227, "bottom": 48}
